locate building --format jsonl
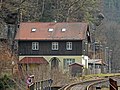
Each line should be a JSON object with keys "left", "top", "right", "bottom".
{"left": 15, "top": 22, "right": 91, "bottom": 75}
{"left": 69, "top": 63, "right": 83, "bottom": 77}
{"left": 88, "top": 59, "right": 105, "bottom": 74}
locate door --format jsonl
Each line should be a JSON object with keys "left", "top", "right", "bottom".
{"left": 50, "top": 57, "right": 60, "bottom": 69}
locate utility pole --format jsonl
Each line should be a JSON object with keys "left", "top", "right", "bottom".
{"left": 105, "top": 47, "right": 109, "bottom": 73}
{"left": 93, "top": 41, "right": 96, "bottom": 74}
{"left": 92, "top": 24, "right": 96, "bottom": 74}
{"left": 90, "top": 23, "right": 96, "bottom": 74}
{"left": 109, "top": 50, "right": 112, "bottom": 73}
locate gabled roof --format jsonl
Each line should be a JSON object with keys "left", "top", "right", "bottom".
{"left": 19, "top": 57, "right": 48, "bottom": 64}
{"left": 15, "top": 22, "right": 89, "bottom": 40}
{"left": 88, "top": 59, "right": 103, "bottom": 65}
{"left": 69, "top": 63, "right": 83, "bottom": 67}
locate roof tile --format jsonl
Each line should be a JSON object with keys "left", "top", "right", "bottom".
{"left": 19, "top": 57, "right": 48, "bottom": 64}
{"left": 15, "top": 22, "right": 88, "bottom": 40}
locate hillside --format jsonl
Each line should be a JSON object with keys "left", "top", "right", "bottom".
{"left": 96, "top": 0, "right": 120, "bottom": 72}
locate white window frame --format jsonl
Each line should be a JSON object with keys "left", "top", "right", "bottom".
{"left": 31, "top": 28, "right": 36, "bottom": 32}
{"left": 61, "top": 28, "right": 66, "bottom": 32}
{"left": 32, "top": 42, "right": 39, "bottom": 50}
{"left": 52, "top": 42, "right": 59, "bottom": 50}
{"left": 48, "top": 28, "right": 53, "bottom": 32}
{"left": 63, "top": 58, "right": 75, "bottom": 69}
{"left": 66, "top": 42, "right": 72, "bottom": 50}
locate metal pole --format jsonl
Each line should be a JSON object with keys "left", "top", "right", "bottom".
{"left": 109, "top": 50, "right": 112, "bottom": 73}
{"left": 93, "top": 42, "right": 96, "bottom": 74}
{"left": 105, "top": 47, "right": 108, "bottom": 73}
{"left": 91, "top": 23, "right": 96, "bottom": 74}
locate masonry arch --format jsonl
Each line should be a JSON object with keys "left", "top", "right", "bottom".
{"left": 50, "top": 57, "right": 60, "bottom": 70}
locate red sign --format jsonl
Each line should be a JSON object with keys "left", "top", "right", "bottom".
{"left": 26, "top": 75, "right": 34, "bottom": 87}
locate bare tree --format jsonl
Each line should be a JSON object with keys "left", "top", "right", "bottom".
{"left": 0, "top": 41, "right": 13, "bottom": 75}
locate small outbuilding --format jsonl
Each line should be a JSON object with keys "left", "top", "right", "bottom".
{"left": 88, "top": 59, "right": 104, "bottom": 74}
{"left": 69, "top": 63, "right": 83, "bottom": 77}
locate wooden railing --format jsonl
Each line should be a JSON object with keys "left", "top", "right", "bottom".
{"left": 28, "top": 79, "right": 53, "bottom": 90}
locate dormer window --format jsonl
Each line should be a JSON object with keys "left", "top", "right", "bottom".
{"left": 31, "top": 28, "right": 36, "bottom": 32}
{"left": 48, "top": 28, "right": 53, "bottom": 32}
{"left": 61, "top": 28, "right": 66, "bottom": 32}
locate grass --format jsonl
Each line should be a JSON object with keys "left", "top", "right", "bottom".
{"left": 72, "top": 73, "right": 120, "bottom": 82}
{"left": 78, "top": 73, "right": 120, "bottom": 90}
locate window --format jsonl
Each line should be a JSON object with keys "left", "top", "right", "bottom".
{"left": 48, "top": 28, "right": 53, "bottom": 32}
{"left": 51, "top": 57, "right": 59, "bottom": 69}
{"left": 32, "top": 42, "right": 39, "bottom": 50}
{"left": 63, "top": 58, "right": 75, "bottom": 69}
{"left": 61, "top": 28, "right": 66, "bottom": 32}
{"left": 66, "top": 42, "right": 72, "bottom": 50}
{"left": 52, "top": 42, "right": 58, "bottom": 50}
{"left": 95, "top": 65, "right": 101, "bottom": 69}
{"left": 31, "top": 28, "right": 36, "bottom": 32}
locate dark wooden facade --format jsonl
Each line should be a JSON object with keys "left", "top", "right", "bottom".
{"left": 69, "top": 63, "right": 83, "bottom": 77}
{"left": 18, "top": 40, "right": 83, "bottom": 56}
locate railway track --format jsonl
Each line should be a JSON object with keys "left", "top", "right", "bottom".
{"left": 59, "top": 75, "right": 120, "bottom": 90}
{"left": 27, "top": 74, "right": 120, "bottom": 90}
{"left": 59, "top": 78, "right": 107, "bottom": 90}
